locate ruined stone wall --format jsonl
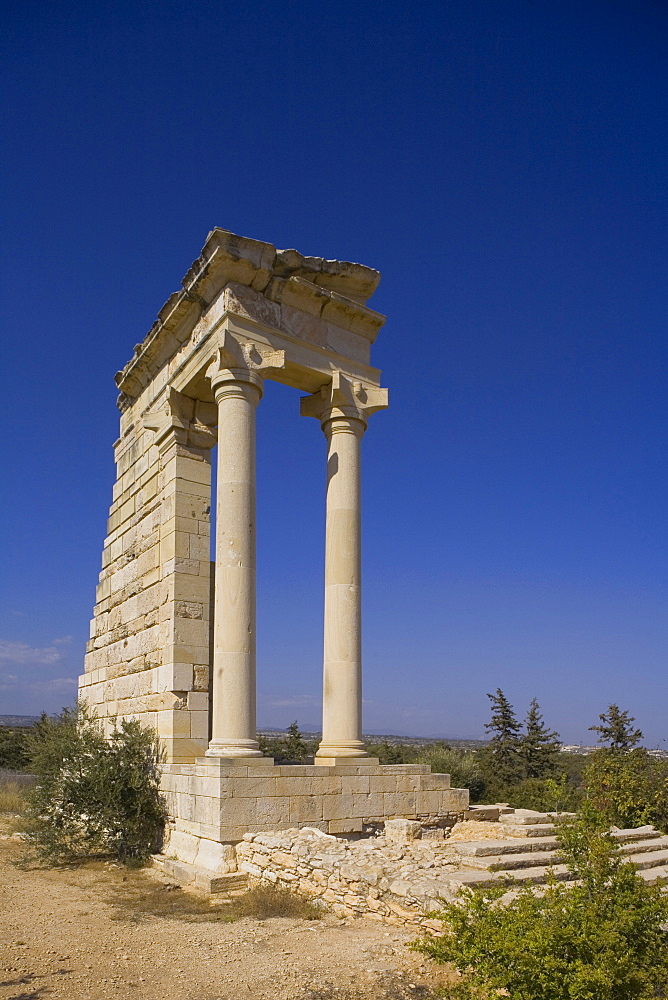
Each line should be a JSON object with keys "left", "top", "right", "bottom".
{"left": 235, "top": 825, "right": 454, "bottom": 929}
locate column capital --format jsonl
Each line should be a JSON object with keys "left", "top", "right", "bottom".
{"left": 143, "top": 387, "right": 217, "bottom": 452}
{"left": 300, "top": 372, "right": 388, "bottom": 430}
{"left": 206, "top": 329, "right": 285, "bottom": 398}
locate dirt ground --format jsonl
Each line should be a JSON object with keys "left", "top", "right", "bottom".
{"left": 0, "top": 835, "right": 455, "bottom": 1000}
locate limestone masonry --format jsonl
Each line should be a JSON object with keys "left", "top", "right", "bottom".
{"left": 79, "top": 229, "right": 468, "bottom": 867}
{"left": 157, "top": 809, "right": 668, "bottom": 926}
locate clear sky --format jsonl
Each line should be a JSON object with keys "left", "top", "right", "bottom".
{"left": 1, "top": 1, "right": 666, "bottom": 746}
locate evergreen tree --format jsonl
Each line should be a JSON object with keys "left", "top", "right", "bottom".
{"left": 483, "top": 689, "right": 523, "bottom": 786}
{"left": 589, "top": 704, "right": 643, "bottom": 751}
{"left": 282, "top": 720, "right": 308, "bottom": 761}
{"left": 521, "top": 697, "right": 561, "bottom": 778}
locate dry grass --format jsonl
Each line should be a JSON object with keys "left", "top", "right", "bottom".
{"left": 109, "top": 873, "right": 322, "bottom": 923}
{"left": 0, "top": 774, "right": 30, "bottom": 816}
{"left": 233, "top": 882, "right": 323, "bottom": 920}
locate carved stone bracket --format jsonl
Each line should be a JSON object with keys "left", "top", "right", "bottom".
{"left": 205, "top": 329, "right": 286, "bottom": 394}
{"left": 142, "top": 387, "right": 217, "bottom": 451}
{"left": 300, "top": 372, "right": 389, "bottom": 428}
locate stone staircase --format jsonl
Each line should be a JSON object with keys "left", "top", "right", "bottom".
{"left": 443, "top": 811, "right": 668, "bottom": 894}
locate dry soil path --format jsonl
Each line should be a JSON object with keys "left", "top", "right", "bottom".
{"left": 0, "top": 836, "right": 453, "bottom": 1000}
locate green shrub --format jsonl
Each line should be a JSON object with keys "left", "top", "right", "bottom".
{"left": 24, "top": 703, "right": 166, "bottom": 865}
{"left": 415, "top": 804, "right": 668, "bottom": 999}
{"left": 367, "top": 741, "right": 418, "bottom": 765}
{"left": 259, "top": 721, "right": 317, "bottom": 762}
{"left": 0, "top": 726, "right": 32, "bottom": 771}
{"left": 584, "top": 747, "right": 668, "bottom": 833}
{"left": 417, "top": 746, "right": 486, "bottom": 802}
{"left": 501, "top": 774, "right": 583, "bottom": 813}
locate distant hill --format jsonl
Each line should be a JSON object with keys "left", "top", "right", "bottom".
{"left": 258, "top": 726, "right": 488, "bottom": 749}
{"left": 0, "top": 715, "right": 40, "bottom": 728}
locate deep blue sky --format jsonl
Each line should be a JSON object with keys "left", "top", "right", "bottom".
{"left": 1, "top": 1, "right": 666, "bottom": 745}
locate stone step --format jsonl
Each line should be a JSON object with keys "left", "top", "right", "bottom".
{"left": 637, "top": 865, "right": 668, "bottom": 884}
{"left": 610, "top": 826, "right": 661, "bottom": 844}
{"left": 452, "top": 836, "right": 559, "bottom": 858}
{"left": 620, "top": 836, "right": 668, "bottom": 856}
{"left": 491, "top": 823, "right": 663, "bottom": 844}
{"left": 626, "top": 848, "right": 668, "bottom": 871}
{"left": 446, "top": 864, "right": 572, "bottom": 890}
{"left": 496, "top": 823, "right": 556, "bottom": 838}
{"left": 502, "top": 809, "right": 554, "bottom": 826}
{"left": 465, "top": 842, "right": 668, "bottom": 873}
{"left": 446, "top": 855, "right": 668, "bottom": 893}
{"left": 155, "top": 857, "right": 249, "bottom": 894}
{"left": 487, "top": 850, "right": 558, "bottom": 871}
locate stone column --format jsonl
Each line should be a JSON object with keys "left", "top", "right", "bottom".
{"left": 205, "top": 333, "right": 285, "bottom": 758}
{"left": 301, "top": 374, "right": 388, "bottom": 764}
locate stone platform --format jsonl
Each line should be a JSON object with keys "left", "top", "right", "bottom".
{"left": 160, "top": 759, "right": 469, "bottom": 869}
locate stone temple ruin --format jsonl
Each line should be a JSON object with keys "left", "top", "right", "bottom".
{"left": 79, "top": 229, "right": 468, "bottom": 874}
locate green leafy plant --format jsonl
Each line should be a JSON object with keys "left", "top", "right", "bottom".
{"left": 584, "top": 746, "right": 668, "bottom": 833}
{"left": 24, "top": 703, "right": 166, "bottom": 865}
{"left": 260, "top": 721, "right": 315, "bottom": 762}
{"left": 503, "top": 773, "right": 582, "bottom": 813}
{"left": 417, "top": 745, "right": 486, "bottom": 802}
{"left": 0, "top": 726, "right": 32, "bottom": 771}
{"left": 415, "top": 803, "right": 668, "bottom": 999}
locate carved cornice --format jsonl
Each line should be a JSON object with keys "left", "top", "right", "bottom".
{"left": 115, "top": 229, "right": 385, "bottom": 407}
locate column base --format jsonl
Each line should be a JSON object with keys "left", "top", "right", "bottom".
{"left": 314, "top": 756, "right": 380, "bottom": 768}
{"left": 205, "top": 738, "right": 263, "bottom": 758}
{"left": 315, "top": 741, "right": 369, "bottom": 765}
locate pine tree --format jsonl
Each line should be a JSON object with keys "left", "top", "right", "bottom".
{"left": 521, "top": 698, "right": 561, "bottom": 778}
{"left": 483, "top": 689, "right": 523, "bottom": 786}
{"left": 589, "top": 704, "right": 643, "bottom": 751}
{"left": 283, "top": 720, "right": 308, "bottom": 761}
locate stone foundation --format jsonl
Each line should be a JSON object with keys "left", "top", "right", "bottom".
{"left": 161, "top": 759, "right": 469, "bottom": 845}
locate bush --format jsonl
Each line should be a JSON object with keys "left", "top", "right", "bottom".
{"left": 233, "top": 882, "right": 323, "bottom": 920}
{"left": 500, "top": 774, "right": 583, "bottom": 813}
{"left": 417, "top": 746, "right": 486, "bottom": 802}
{"left": 415, "top": 804, "right": 668, "bottom": 999}
{"left": 259, "top": 721, "right": 317, "bottom": 762}
{"left": 367, "top": 741, "right": 418, "bottom": 765}
{"left": 584, "top": 747, "right": 668, "bottom": 833}
{"left": 24, "top": 703, "right": 166, "bottom": 865}
{"left": 0, "top": 726, "right": 32, "bottom": 771}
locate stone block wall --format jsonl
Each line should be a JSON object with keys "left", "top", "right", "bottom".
{"left": 161, "top": 760, "right": 469, "bottom": 844}
{"left": 79, "top": 384, "right": 216, "bottom": 761}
